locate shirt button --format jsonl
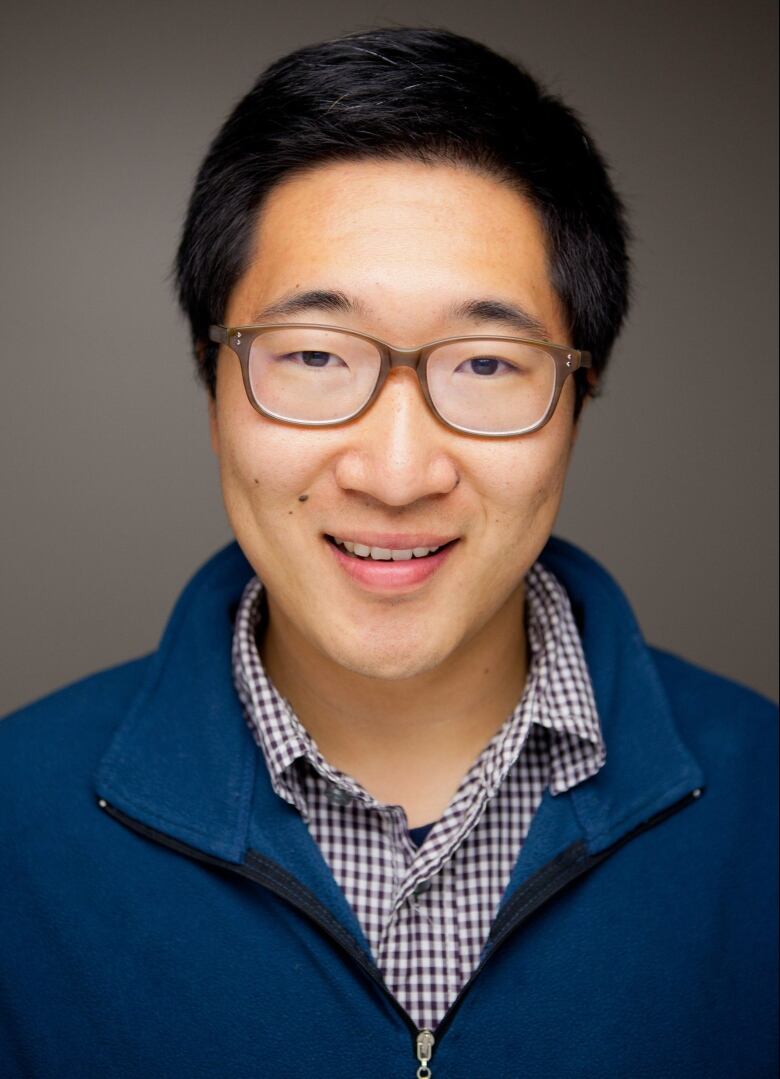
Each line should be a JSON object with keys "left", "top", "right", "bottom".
{"left": 413, "top": 879, "right": 432, "bottom": 898}
{"left": 326, "top": 784, "right": 353, "bottom": 807}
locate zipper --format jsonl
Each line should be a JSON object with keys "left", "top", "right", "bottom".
{"left": 415, "top": 1029, "right": 435, "bottom": 1077}
{"left": 98, "top": 786, "right": 702, "bottom": 1076}
{"left": 430, "top": 785, "right": 704, "bottom": 1045}
{"left": 97, "top": 800, "right": 419, "bottom": 1040}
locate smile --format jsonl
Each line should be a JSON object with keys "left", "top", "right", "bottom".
{"left": 323, "top": 534, "right": 460, "bottom": 592}
{"left": 329, "top": 536, "right": 447, "bottom": 561}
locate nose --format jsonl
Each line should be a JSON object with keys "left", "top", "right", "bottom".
{"left": 333, "top": 369, "right": 460, "bottom": 507}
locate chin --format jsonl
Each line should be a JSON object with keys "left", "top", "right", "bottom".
{"left": 326, "top": 638, "right": 448, "bottom": 683}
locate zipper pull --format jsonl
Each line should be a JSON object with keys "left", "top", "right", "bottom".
{"left": 415, "top": 1029, "right": 435, "bottom": 1078}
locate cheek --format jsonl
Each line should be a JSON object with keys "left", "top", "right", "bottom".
{"left": 475, "top": 426, "right": 572, "bottom": 537}
{"left": 213, "top": 363, "right": 319, "bottom": 507}
{"left": 218, "top": 417, "right": 319, "bottom": 511}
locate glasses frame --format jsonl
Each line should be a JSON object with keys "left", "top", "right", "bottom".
{"left": 208, "top": 322, "right": 592, "bottom": 438}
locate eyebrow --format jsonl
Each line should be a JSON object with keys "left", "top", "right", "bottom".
{"left": 250, "top": 289, "right": 551, "bottom": 340}
{"left": 250, "top": 290, "right": 363, "bottom": 321}
{"left": 447, "top": 298, "right": 551, "bottom": 341}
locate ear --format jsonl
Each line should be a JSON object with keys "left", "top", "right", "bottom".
{"left": 202, "top": 340, "right": 221, "bottom": 456}
{"left": 571, "top": 370, "right": 598, "bottom": 446}
{"left": 208, "top": 392, "right": 220, "bottom": 456}
{"left": 570, "top": 397, "right": 587, "bottom": 446}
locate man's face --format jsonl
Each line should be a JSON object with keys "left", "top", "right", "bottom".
{"left": 210, "top": 160, "right": 579, "bottom": 680}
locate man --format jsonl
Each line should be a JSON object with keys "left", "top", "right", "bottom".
{"left": 0, "top": 26, "right": 776, "bottom": 1079}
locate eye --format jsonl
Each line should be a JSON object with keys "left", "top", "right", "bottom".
{"left": 278, "top": 350, "right": 346, "bottom": 368}
{"left": 455, "top": 356, "right": 513, "bottom": 377}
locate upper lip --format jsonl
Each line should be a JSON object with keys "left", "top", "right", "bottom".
{"left": 325, "top": 532, "right": 459, "bottom": 549}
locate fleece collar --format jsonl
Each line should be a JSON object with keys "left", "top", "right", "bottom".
{"left": 95, "top": 538, "right": 703, "bottom": 894}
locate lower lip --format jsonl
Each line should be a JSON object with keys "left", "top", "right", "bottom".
{"left": 325, "top": 538, "right": 459, "bottom": 592}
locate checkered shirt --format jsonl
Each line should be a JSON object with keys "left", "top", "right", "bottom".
{"left": 232, "top": 561, "right": 605, "bottom": 1032}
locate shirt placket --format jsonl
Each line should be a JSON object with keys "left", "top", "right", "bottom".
{"left": 388, "top": 770, "right": 487, "bottom": 914}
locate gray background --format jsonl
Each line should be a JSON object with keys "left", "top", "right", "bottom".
{"left": 1, "top": 0, "right": 777, "bottom": 715}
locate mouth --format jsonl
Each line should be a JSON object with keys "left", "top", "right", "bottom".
{"left": 324, "top": 535, "right": 458, "bottom": 561}
{"left": 323, "top": 533, "right": 460, "bottom": 592}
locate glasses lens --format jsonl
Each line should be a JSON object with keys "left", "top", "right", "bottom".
{"left": 247, "top": 328, "right": 381, "bottom": 422}
{"left": 426, "top": 339, "right": 557, "bottom": 433}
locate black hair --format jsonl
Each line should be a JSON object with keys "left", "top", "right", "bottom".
{"left": 174, "top": 27, "right": 630, "bottom": 415}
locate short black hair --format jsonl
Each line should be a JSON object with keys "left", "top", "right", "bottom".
{"left": 174, "top": 27, "right": 630, "bottom": 415}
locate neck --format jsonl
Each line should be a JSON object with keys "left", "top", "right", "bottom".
{"left": 260, "top": 586, "right": 528, "bottom": 827}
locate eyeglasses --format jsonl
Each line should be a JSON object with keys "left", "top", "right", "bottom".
{"left": 208, "top": 323, "right": 591, "bottom": 437}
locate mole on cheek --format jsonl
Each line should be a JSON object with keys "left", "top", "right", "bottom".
{"left": 297, "top": 494, "right": 309, "bottom": 502}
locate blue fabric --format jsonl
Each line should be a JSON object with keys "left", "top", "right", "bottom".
{"left": 408, "top": 822, "right": 435, "bottom": 847}
{"left": 0, "top": 537, "right": 776, "bottom": 1078}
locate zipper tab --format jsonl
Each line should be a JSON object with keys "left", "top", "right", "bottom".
{"left": 415, "top": 1029, "right": 435, "bottom": 1077}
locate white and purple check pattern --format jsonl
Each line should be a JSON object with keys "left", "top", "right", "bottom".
{"left": 232, "top": 561, "right": 605, "bottom": 1032}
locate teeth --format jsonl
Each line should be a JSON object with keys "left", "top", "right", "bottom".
{"left": 332, "top": 537, "right": 443, "bottom": 560}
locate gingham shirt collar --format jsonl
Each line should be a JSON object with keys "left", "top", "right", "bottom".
{"left": 232, "top": 560, "right": 604, "bottom": 811}
{"left": 232, "top": 560, "right": 604, "bottom": 1030}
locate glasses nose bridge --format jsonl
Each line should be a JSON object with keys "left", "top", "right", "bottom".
{"left": 385, "top": 343, "right": 426, "bottom": 371}
{"left": 381, "top": 345, "right": 427, "bottom": 392}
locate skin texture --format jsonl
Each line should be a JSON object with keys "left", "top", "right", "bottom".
{"left": 209, "top": 160, "right": 584, "bottom": 825}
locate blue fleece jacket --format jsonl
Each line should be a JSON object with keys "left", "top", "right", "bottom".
{"left": 0, "top": 538, "right": 777, "bottom": 1079}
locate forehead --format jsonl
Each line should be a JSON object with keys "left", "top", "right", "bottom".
{"left": 227, "top": 159, "right": 566, "bottom": 340}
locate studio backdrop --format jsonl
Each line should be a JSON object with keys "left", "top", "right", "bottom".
{"left": 0, "top": 0, "right": 777, "bottom": 713}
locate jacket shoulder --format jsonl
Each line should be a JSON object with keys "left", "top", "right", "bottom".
{"left": 0, "top": 656, "right": 152, "bottom": 793}
{"left": 650, "top": 645, "right": 777, "bottom": 723}
{"left": 650, "top": 646, "right": 778, "bottom": 793}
